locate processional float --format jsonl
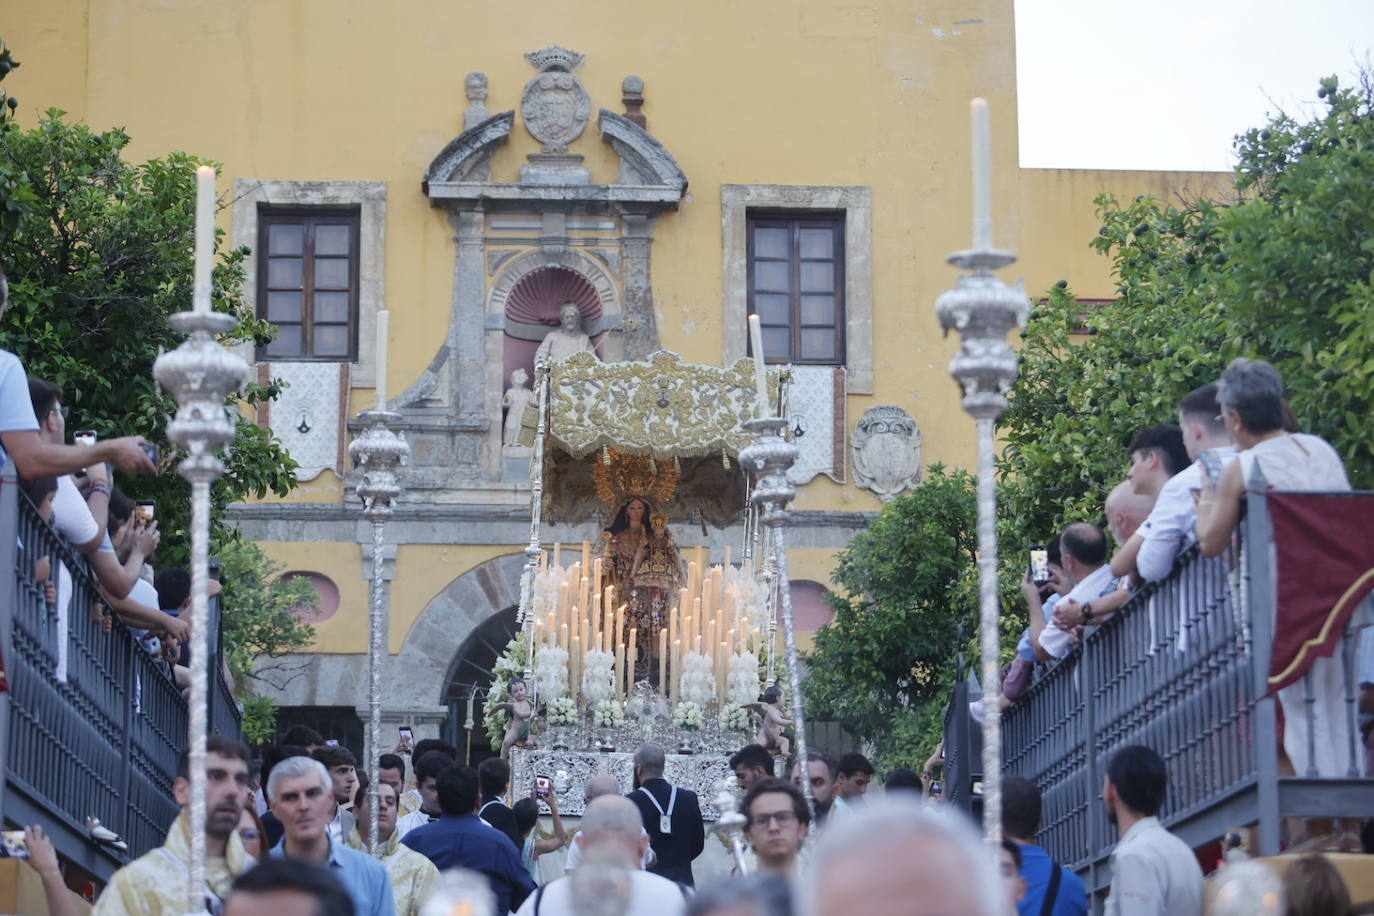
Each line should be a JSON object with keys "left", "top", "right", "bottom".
{"left": 482, "top": 341, "right": 813, "bottom": 823}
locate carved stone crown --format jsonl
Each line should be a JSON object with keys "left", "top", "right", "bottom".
{"left": 524, "top": 46, "right": 584, "bottom": 72}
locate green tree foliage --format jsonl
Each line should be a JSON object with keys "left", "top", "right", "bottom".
{"left": 811, "top": 74, "right": 1374, "bottom": 769}
{"left": 0, "top": 109, "right": 297, "bottom": 565}
{"left": 217, "top": 539, "right": 317, "bottom": 743}
{"left": 1003, "top": 73, "right": 1374, "bottom": 538}
{"left": 0, "top": 87, "right": 310, "bottom": 738}
{"left": 805, "top": 466, "right": 981, "bottom": 766}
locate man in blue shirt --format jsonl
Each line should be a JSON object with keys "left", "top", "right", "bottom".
{"left": 403, "top": 763, "right": 535, "bottom": 914}
{"left": 1003, "top": 776, "right": 1088, "bottom": 916}
{"left": 267, "top": 755, "right": 395, "bottom": 916}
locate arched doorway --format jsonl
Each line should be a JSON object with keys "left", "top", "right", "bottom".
{"left": 440, "top": 605, "right": 519, "bottom": 764}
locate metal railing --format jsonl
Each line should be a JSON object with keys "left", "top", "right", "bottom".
{"left": 1, "top": 460, "right": 241, "bottom": 880}
{"left": 946, "top": 485, "right": 1374, "bottom": 896}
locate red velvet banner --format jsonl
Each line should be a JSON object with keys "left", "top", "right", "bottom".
{"left": 1268, "top": 491, "right": 1374, "bottom": 693}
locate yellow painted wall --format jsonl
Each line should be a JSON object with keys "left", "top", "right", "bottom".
{"left": 2, "top": 1, "right": 1226, "bottom": 658}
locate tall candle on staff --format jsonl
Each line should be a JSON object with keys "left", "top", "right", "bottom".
{"left": 748, "top": 313, "right": 769, "bottom": 417}
{"left": 193, "top": 166, "right": 215, "bottom": 314}
{"left": 971, "top": 97, "right": 992, "bottom": 250}
{"left": 628, "top": 627, "right": 638, "bottom": 696}
{"left": 658, "top": 630, "right": 667, "bottom": 694}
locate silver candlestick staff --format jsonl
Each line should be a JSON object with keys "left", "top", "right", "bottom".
{"left": 348, "top": 404, "right": 410, "bottom": 853}
{"left": 738, "top": 415, "right": 813, "bottom": 816}
{"left": 934, "top": 239, "right": 1029, "bottom": 843}
{"left": 154, "top": 306, "right": 248, "bottom": 914}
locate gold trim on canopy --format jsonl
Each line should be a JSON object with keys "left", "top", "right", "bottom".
{"left": 540, "top": 350, "right": 782, "bottom": 460}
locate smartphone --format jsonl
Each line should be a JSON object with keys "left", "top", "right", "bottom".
{"left": 1028, "top": 545, "right": 1050, "bottom": 585}
{"left": 0, "top": 830, "right": 28, "bottom": 859}
{"left": 535, "top": 776, "right": 551, "bottom": 799}
{"left": 325, "top": 739, "right": 339, "bottom": 747}
{"left": 141, "top": 443, "right": 160, "bottom": 467}
{"left": 136, "top": 501, "right": 156, "bottom": 524}
{"left": 399, "top": 726, "right": 414, "bottom": 750}
{"left": 1198, "top": 448, "right": 1224, "bottom": 485}
{"left": 74, "top": 430, "right": 97, "bottom": 447}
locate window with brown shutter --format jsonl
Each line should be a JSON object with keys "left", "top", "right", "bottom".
{"left": 746, "top": 212, "right": 845, "bottom": 365}
{"left": 256, "top": 207, "right": 361, "bottom": 361}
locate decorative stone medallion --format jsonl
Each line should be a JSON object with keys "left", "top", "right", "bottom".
{"left": 850, "top": 405, "right": 923, "bottom": 501}
{"left": 521, "top": 46, "right": 592, "bottom": 153}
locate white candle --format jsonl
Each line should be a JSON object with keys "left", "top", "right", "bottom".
{"left": 748, "top": 313, "right": 769, "bottom": 416}
{"left": 193, "top": 166, "right": 216, "bottom": 313}
{"left": 971, "top": 98, "right": 992, "bottom": 250}
{"left": 375, "top": 309, "right": 390, "bottom": 407}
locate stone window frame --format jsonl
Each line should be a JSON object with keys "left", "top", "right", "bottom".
{"left": 232, "top": 180, "right": 387, "bottom": 387}
{"left": 722, "top": 184, "right": 873, "bottom": 394}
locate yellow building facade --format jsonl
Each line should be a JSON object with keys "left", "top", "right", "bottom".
{"left": 7, "top": 0, "right": 1223, "bottom": 747}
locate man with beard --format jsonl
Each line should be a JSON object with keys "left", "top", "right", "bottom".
{"left": 1102, "top": 745, "right": 1202, "bottom": 916}
{"left": 267, "top": 756, "right": 394, "bottom": 916}
{"left": 93, "top": 736, "right": 254, "bottom": 915}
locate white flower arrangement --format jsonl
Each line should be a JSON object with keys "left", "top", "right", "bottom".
{"left": 482, "top": 636, "right": 529, "bottom": 750}
{"left": 678, "top": 652, "right": 717, "bottom": 707}
{"left": 725, "top": 651, "right": 760, "bottom": 706}
{"left": 581, "top": 649, "right": 616, "bottom": 704}
{"left": 673, "top": 701, "right": 704, "bottom": 731}
{"left": 594, "top": 698, "right": 625, "bottom": 729}
{"left": 546, "top": 696, "right": 579, "bottom": 727}
{"left": 534, "top": 646, "right": 570, "bottom": 700}
{"left": 719, "top": 702, "right": 752, "bottom": 732}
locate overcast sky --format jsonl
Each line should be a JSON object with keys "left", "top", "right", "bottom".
{"left": 1015, "top": 0, "right": 1374, "bottom": 171}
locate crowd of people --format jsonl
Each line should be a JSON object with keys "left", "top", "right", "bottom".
{"left": 16, "top": 727, "right": 1358, "bottom": 916}
{"left": 973, "top": 360, "right": 1371, "bottom": 837}
{"left": 5, "top": 252, "right": 1371, "bottom": 915}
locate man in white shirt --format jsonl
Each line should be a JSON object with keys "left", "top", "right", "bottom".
{"left": 1112, "top": 389, "right": 1236, "bottom": 583}
{"left": 1103, "top": 745, "right": 1203, "bottom": 916}
{"left": 518, "top": 796, "right": 685, "bottom": 916}
{"left": 394, "top": 750, "right": 451, "bottom": 839}
{"left": 26, "top": 377, "right": 167, "bottom": 614}
{"left": 1037, "top": 523, "right": 1119, "bottom": 660}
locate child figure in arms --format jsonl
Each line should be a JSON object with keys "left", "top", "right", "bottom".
{"left": 493, "top": 678, "right": 537, "bottom": 760}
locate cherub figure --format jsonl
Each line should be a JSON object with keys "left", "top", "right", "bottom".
{"left": 751, "top": 685, "right": 793, "bottom": 757}
{"left": 492, "top": 678, "right": 537, "bottom": 759}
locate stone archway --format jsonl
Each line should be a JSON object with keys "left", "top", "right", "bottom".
{"left": 388, "top": 552, "right": 526, "bottom": 711}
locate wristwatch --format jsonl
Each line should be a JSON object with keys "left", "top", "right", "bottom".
{"left": 1081, "top": 602, "right": 1094, "bottom": 623}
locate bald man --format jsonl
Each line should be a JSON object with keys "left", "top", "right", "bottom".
{"left": 1104, "top": 480, "right": 1155, "bottom": 547}
{"left": 564, "top": 775, "right": 655, "bottom": 872}
{"left": 803, "top": 798, "right": 1000, "bottom": 916}
{"left": 1038, "top": 522, "right": 1120, "bottom": 660}
{"left": 517, "top": 797, "right": 686, "bottom": 916}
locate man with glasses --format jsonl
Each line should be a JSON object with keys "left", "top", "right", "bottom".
{"left": 740, "top": 778, "right": 810, "bottom": 877}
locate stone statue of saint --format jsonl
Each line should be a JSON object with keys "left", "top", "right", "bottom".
{"left": 534, "top": 301, "right": 596, "bottom": 367}
{"left": 502, "top": 368, "right": 533, "bottom": 446}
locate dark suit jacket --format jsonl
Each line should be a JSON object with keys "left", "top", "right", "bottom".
{"left": 627, "top": 777, "right": 705, "bottom": 887}
{"left": 479, "top": 796, "right": 524, "bottom": 851}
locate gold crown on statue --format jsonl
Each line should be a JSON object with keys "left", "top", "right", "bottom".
{"left": 593, "top": 448, "right": 678, "bottom": 509}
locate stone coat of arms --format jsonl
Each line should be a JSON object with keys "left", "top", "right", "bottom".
{"left": 521, "top": 46, "right": 592, "bottom": 153}
{"left": 850, "top": 405, "right": 923, "bottom": 501}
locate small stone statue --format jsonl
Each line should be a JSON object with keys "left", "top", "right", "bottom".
{"left": 502, "top": 367, "right": 533, "bottom": 446}
{"left": 534, "top": 301, "right": 597, "bottom": 367}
